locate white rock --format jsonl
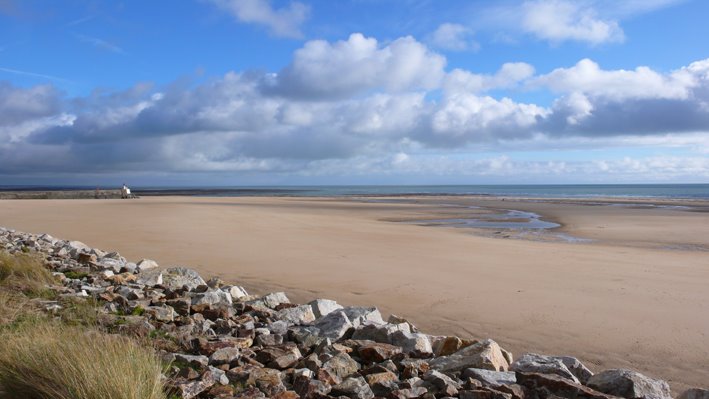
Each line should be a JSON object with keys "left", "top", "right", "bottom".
{"left": 309, "top": 299, "right": 344, "bottom": 319}
{"left": 136, "top": 258, "right": 159, "bottom": 271}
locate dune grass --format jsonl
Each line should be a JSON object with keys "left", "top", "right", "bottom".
{"left": 0, "top": 251, "right": 55, "bottom": 297}
{"left": 0, "top": 321, "right": 166, "bottom": 399}
{"left": 0, "top": 251, "right": 166, "bottom": 398}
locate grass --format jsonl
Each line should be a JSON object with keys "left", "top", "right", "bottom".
{"left": 0, "top": 251, "right": 55, "bottom": 297}
{"left": 63, "top": 271, "right": 89, "bottom": 280}
{"left": 0, "top": 251, "right": 168, "bottom": 398}
{"left": 0, "top": 321, "right": 166, "bottom": 399}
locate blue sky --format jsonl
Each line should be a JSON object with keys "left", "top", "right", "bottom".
{"left": 1, "top": 0, "right": 708, "bottom": 185}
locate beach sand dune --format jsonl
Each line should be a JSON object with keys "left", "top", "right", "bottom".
{"left": 0, "top": 196, "right": 707, "bottom": 391}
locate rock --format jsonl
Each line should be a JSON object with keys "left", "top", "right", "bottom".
{"left": 680, "top": 389, "right": 709, "bottom": 399}
{"left": 225, "top": 285, "right": 249, "bottom": 299}
{"left": 314, "top": 310, "right": 354, "bottom": 340}
{"left": 424, "top": 370, "right": 461, "bottom": 396}
{"left": 430, "top": 339, "right": 510, "bottom": 372}
{"left": 174, "top": 353, "right": 210, "bottom": 369}
{"left": 462, "top": 368, "right": 517, "bottom": 387}
{"left": 459, "top": 388, "right": 513, "bottom": 399}
{"left": 390, "top": 331, "right": 433, "bottom": 356}
{"left": 144, "top": 306, "right": 176, "bottom": 322}
{"left": 331, "top": 376, "right": 375, "bottom": 399}
{"left": 294, "top": 374, "right": 332, "bottom": 398}
{"left": 276, "top": 304, "right": 316, "bottom": 325}
{"left": 136, "top": 270, "right": 163, "bottom": 287}
{"left": 246, "top": 367, "right": 286, "bottom": 397}
{"left": 97, "top": 258, "right": 126, "bottom": 273}
{"left": 192, "top": 290, "right": 233, "bottom": 307}
{"left": 309, "top": 298, "right": 344, "bottom": 318}
{"left": 388, "top": 314, "right": 419, "bottom": 332}
{"left": 510, "top": 353, "right": 579, "bottom": 383}
{"left": 516, "top": 371, "right": 618, "bottom": 399}
{"left": 343, "top": 306, "right": 385, "bottom": 327}
{"left": 320, "top": 352, "right": 360, "bottom": 384}
{"left": 208, "top": 366, "right": 230, "bottom": 385}
{"left": 352, "top": 322, "right": 411, "bottom": 344}
{"left": 587, "top": 369, "right": 671, "bottom": 399}
{"left": 388, "top": 387, "right": 429, "bottom": 399}
{"left": 136, "top": 258, "right": 159, "bottom": 271}
{"left": 161, "top": 267, "right": 207, "bottom": 290}
{"left": 433, "top": 336, "right": 465, "bottom": 356}
{"left": 553, "top": 355, "right": 593, "bottom": 384}
{"left": 173, "top": 370, "right": 216, "bottom": 399}
{"left": 260, "top": 292, "right": 290, "bottom": 309}
{"left": 255, "top": 344, "right": 302, "bottom": 370}
{"left": 209, "top": 347, "right": 241, "bottom": 366}
{"left": 358, "top": 342, "right": 403, "bottom": 363}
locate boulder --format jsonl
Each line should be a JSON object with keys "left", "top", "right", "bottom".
{"left": 351, "top": 322, "right": 411, "bottom": 343}
{"left": 161, "top": 267, "right": 207, "bottom": 290}
{"left": 225, "top": 285, "right": 249, "bottom": 299}
{"left": 313, "top": 310, "right": 354, "bottom": 341}
{"left": 246, "top": 367, "right": 286, "bottom": 397}
{"left": 331, "top": 376, "right": 375, "bottom": 399}
{"left": 320, "top": 352, "right": 360, "bottom": 384}
{"left": 191, "top": 290, "right": 233, "bottom": 307}
{"left": 553, "top": 355, "right": 593, "bottom": 384}
{"left": 209, "top": 347, "right": 240, "bottom": 366}
{"left": 343, "top": 306, "right": 385, "bottom": 327}
{"left": 390, "top": 331, "right": 433, "bottom": 356}
{"left": 430, "top": 339, "right": 510, "bottom": 372}
{"left": 510, "top": 353, "right": 579, "bottom": 383}
{"left": 462, "top": 368, "right": 517, "bottom": 387}
{"left": 309, "top": 298, "right": 344, "bottom": 318}
{"left": 357, "top": 342, "right": 403, "bottom": 363}
{"left": 276, "top": 304, "right": 316, "bottom": 325}
{"left": 587, "top": 369, "right": 671, "bottom": 399}
{"left": 260, "top": 292, "right": 290, "bottom": 309}
{"left": 516, "top": 371, "right": 618, "bottom": 399}
{"left": 136, "top": 258, "right": 159, "bottom": 271}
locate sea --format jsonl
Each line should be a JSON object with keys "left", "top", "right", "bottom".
{"left": 3, "top": 184, "right": 709, "bottom": 199}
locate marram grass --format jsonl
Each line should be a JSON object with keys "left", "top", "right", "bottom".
{"left": 0, "top": 321, "right": 166, "bottom": 399}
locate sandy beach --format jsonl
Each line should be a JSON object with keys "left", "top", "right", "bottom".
{"left": 0, "top": 196, "right": 707, "bottom": 391}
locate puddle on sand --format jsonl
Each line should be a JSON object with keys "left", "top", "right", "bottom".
{"left": 413, "top": 209, "right": 560, "bottom": 229}
{"left": 407, "top": 209, "right": 593, "bottom": 244}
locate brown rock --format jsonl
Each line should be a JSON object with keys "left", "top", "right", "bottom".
{"left": 365, "top": 370, "right": 399, "bottom": 386}
{"left": 516, "top": 372, "right": 620, "bottom": 399}
{"left": 358, "top": 342, "right": 403, "bottom": 363}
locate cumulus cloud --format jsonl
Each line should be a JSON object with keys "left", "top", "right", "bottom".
{"left": 444, "top": 62, "right": 535, "bottom": 94}
{"left": 209, "top": 0, "right": 310, "bottom": 38}
{"left": 265, "top": 33, "right": 447, "bottom": 99}
{"left": 532, "top": 58, "right": 695, "bottom": 100}
{"left": 428, "top": 23, "right": 479, "bottom": 52}
{"left": 2, "top": 32, "right": 709, "bottom": 181}
{"left": 521, "top": 0, "right": 624, "bottom": 44}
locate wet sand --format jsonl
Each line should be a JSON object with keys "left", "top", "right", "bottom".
{"left": 0, "top": 196, "right": 708, "bottom": 391}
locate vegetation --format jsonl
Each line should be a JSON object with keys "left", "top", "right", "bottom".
{"left": 0, "top": 251, "right": 55, "bottom": 297}
{"left": 0, "top": 321, "right": 166, "bottom": 399}
{"left": 0, "top": 251, "right": 167, "bottom": 399}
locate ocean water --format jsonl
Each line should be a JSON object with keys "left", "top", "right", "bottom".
{"left": 132, "top": 184, "right": 709, "bottom": 198}
{"left": 3, "top": 184, "right": 709, "bottom": 199}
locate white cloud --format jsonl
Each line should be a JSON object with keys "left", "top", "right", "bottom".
{"left": 3, "top": 34, "right": 709, "bottom": 182}
{"left": 444, "top": 62, "right": 535, "bottom": 94}
{"left": 209, "top": 0, "right": 309, "bottom": 38}
{"left": 267, "top": 33, "right": 446, "bottom": 99}
{"left": 428, "top": 23, "right": 479, "bottom": 52}
{"left": 534, "top": 58, "right": 694, "bottom": 101}
{"left": 521, "top": 0, "right": 624, "bottom": 44}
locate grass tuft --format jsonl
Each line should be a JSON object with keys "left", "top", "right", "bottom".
{"left": 0, "top": 321, "right": 166, "bottom": 399}
{"left": 0, "top": 251, "right": 55, "bottom": 297}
